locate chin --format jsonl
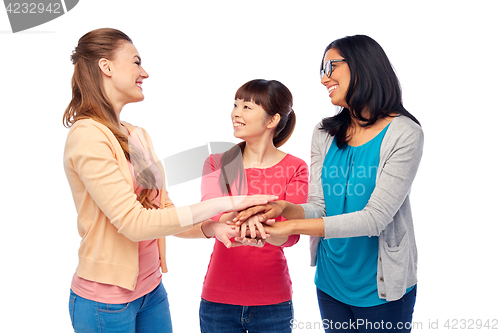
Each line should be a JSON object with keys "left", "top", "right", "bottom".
{"left": 131, "top": 95, "right": 145, "bottom": 103}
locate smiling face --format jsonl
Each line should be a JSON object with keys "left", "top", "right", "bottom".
{"left": 321, "top": 48, "right": 350, "bottom": 108}
{"left": 231, "top": 99, "right": 273, "bottom": 142}
{"left": 104, "top": 41, "right": 149, "bottom": 108}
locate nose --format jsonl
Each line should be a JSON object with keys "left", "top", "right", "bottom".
{"left": 320, "top": 73, "right": 329, "bottom": 86}
{"left": 140, "top": 65, "right": 149, "bottom": 79}
{"left": 231, "top": 106, "right": 240, "bottom": 120}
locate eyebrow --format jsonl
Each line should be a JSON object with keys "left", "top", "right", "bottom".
{"left": 134, "top": 55, "right": 142, "bottom": 62}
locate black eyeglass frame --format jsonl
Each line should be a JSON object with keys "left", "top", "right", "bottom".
{"left": 320, "top": 59, "right": 346, "bottom": 79}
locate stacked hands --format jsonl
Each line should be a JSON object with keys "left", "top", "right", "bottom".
{"left": 203, "top": 199, "right": 294, "bottom": 249}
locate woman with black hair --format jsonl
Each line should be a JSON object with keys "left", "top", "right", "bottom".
{"left": 234, "top": 35, "right": 423, "bottom": 332}
{"left": 178, "top": 79, "right": 308, "bottom": 333}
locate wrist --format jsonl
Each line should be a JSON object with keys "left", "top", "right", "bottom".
{"left": 280, "top": 200, "right": 292, "bottom": 217}
{"left": 287, "top": 219, "right": 298, "bottom": 235}
{"left": 200, "top": 222, "right": 214, "bottom": 238}
{"left": 266, "top": 235, "right": 288, "bottom": 247}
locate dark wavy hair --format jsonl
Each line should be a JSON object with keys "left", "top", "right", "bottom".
{"left": 219, "top": 79, "right": 296, "bottom": 195}
{"left": 320, "top": 35, "right": 420, "bottom": 147}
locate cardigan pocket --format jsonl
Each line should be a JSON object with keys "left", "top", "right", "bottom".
{"left": 383, "top": 231, "right": 408, "bottom": 253}
{"left": 380, "top": 233, "right": 410, "bottom": 300}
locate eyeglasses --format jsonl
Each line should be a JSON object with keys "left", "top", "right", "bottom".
{"left": 320, "top": 59, "right": 346, "bottom": 79}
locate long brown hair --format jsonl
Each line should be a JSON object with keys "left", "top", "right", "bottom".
{"left": 63, "top": 28, "right": 159, "bottom": 208}
{"left": 219, "top": 79, "right": 296, "bottom": 195}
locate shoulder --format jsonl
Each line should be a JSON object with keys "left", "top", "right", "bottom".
{"left": 204, "top": 153, "right": 224, "bottom": 171}
{"left": 63, "top": 119, "right": 118, "bottom": 164}
{"left": 385, "top": 116, "right": 423, "bottom": 144}
{"left": 70, "top": 118, "right": 109, "bottom": 133}
{"left": 312, "top": 121, "right": 326, "bottom": 136}
{"left": 388, "top": 116, "right": 423, "bottom": 137}
{"left": 310, "top": 121, "right": 335, "bottom": 155}
{"left": 312, "top": 120, "right": 334, "bottom": 141}
{"left": 283, "top": 154, "right": 308, "bottom": 169}
{"left": 381, "top": 115, "right": 424, "bottom": 158}
{"left": 280, "top": 154, "right": 309, "bottom": 179}
{"left": 66, "top": 119, "right": 114, "bottom": 145}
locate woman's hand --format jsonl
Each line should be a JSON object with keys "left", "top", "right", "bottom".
{"left": 231, "top": 200, "right": 287, "bottom": 226}
{"left": 239, "top": 215, "right": 269, "bottom": 239}
{"left": 201, "top": 221, "right": 241, "bottom": 249}
{"left": 263, "top": 220, "right": 295, "bottom": 238}
{"left": 264, "top": 218, "right": 325, "bottom": 238}
{"left": 234, "top": 215, "right": 289, "bottom": 247}
{"left": 233, "top": 236, "right": 266, "bottom": 248}
{"left": 226, "top": 195, "right": 279, "bottom": 213}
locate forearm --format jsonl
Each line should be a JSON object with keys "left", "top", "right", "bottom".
{"left": 174, "top": 222, "right": 210, "bottom": 238}
{"left": 174, "top": 210, "right": 237, "bottom": 238}
{"left": 265, "top": 235, "right": 290, "bottom": 246}
{"left": 289, "top": 218, "right": 325, "bottom": 237}
{"left": 189, "top": 197, "right": 233, "bottom": 224}
{"left": 281, "top": 201, "right": 306, "bottom": 220}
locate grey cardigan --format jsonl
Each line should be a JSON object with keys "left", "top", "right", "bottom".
{"left": 301, "top": 115, "right": 424, "bottom": 302}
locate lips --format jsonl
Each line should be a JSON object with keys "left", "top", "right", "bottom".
{"left": 136, "top": 81, "right": 143, "bottom": 89}
{"left": 327, "top": 84, "right": 338, "bottom": 97}
{"left": 233, "top": 121, "right": 245, "bottom": 127}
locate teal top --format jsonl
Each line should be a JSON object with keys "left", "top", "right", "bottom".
{"left": 316, "top": 124, "right": 395, "bottom": 307}
{"left": 303, "top": 116, "right": 422, "bottom": 302}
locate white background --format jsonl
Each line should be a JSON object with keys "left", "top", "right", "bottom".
{"left": 1, "top": 0, "right": 499, "bottom": 332}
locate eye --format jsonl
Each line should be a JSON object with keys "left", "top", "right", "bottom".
{"left": 134, "top": 61, "right": 141, "bottom": 66}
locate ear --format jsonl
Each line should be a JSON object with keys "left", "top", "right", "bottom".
{"left": 98, "top": 58, "right": 112, "bottom": 77}
{"left": 267, "top": 113, "right": 281, "bottom": 129}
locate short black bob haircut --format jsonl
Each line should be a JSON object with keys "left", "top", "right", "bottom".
{"left": 320, "top": 35, "right": 420, "bottom": 147}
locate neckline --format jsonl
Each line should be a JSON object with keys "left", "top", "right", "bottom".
{"left": 244, "top": 153, "right": 289, "bottom": 170}
{"left": 346, "top": 120, "right": 392, "bottom": 148}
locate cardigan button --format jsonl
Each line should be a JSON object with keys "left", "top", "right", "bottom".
{"left": 380, "top": 293, "right": 386, "bottom": 298}
{"left": 379, "top": 277, "right": 384, "bottom": 282}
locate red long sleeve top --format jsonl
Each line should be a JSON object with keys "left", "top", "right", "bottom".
{"left": 200, "top": 153, "right": 309, "bottom": 305}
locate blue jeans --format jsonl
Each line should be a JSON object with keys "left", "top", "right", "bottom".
{"left": 199, "top": 298, "right": 294, "bottom": 333}
{"left": 68, "top": 282, "right": 173, "bottom": 333}
{"left": 317, "top": 286, "right": 417, "bottom": 332}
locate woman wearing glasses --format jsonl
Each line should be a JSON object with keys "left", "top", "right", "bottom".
{"left": 178, "top": 79, "right": 308, "bottom": 333}
{"left": 63, "top": 29, "right": 278, "bottom": 333}
{"left": 234, "top": 35, "right": 423, "bottom": 332}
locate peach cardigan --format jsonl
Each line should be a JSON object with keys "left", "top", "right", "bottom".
{"left": 64, "top": 119, "right": 192, "bottom": 291}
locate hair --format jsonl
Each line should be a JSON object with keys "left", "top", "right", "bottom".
{"left": 218, "top": 79, "right": 296, "bottom": 195}
{"left": 319, "top": 34, "right": 420, "bottom": 147}
{"left": 63, "top": 28, "right": 159, "bottom": 208}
